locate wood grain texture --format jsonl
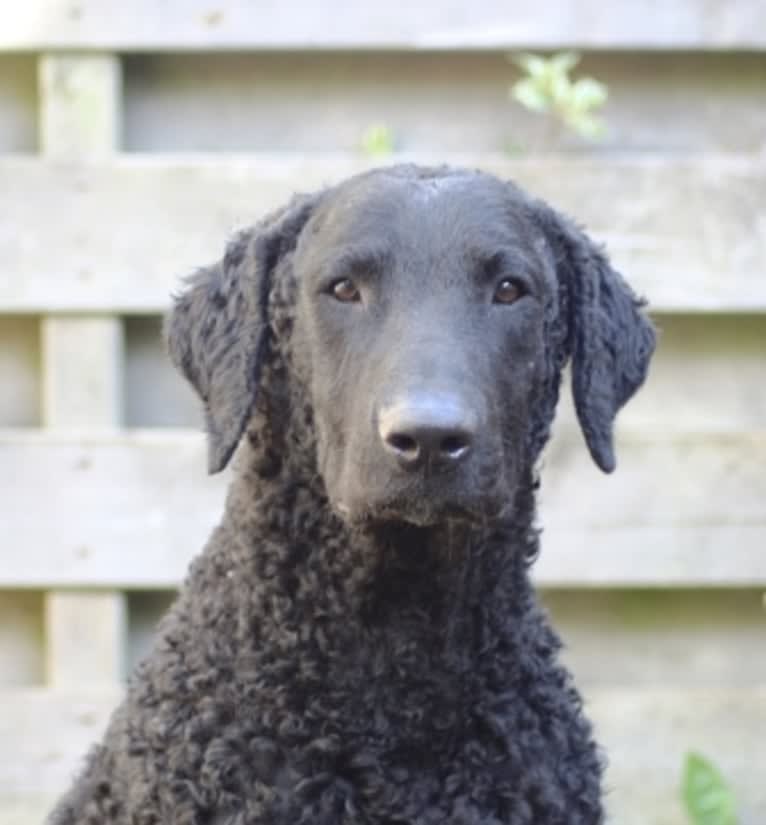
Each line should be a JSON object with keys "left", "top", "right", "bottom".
{"left": 0, "top": 688, "right": 122, "bottom": 799}
{"left": 37, "top": 53, "right": 128, "bottom": 691}
{"left": 41, "top": 317, "right": 124, "bottom": 428}
{"left": 1, "top": 430, "right": 764, "bottom": 588}
{"left": 45, "top": 592, "right": 126, "bottom": 685}
{"left": 546, "top": 589, "right": 766, "bottom": 690}
{"left": 38, "top": 54, "right": 120, "bottom": 160}
{"left": 1, "top": 153, "right": 763, "bottom": 314}
{"left": 2, "top": 687, "right": 764, "bottom": 824}
{"left": 2, "top": 1, "right": 766, "bottom": 50}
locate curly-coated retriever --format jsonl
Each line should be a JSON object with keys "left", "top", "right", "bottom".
{"left": 49, "top": 164, "right": 655, "bottom": 825}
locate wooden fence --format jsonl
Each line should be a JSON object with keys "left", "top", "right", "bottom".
{"left": 0, "top": 3, "right": 764, "bottom": 823}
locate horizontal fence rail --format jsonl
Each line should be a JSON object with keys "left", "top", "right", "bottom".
{"left": 2, "top": 429, "right": 765, "bottom": 588}
{"left": 1, "top": 153, "right": 765, "bottom": 314}
{"left": 2, "top": 1, "right": 766, "bottom": 51}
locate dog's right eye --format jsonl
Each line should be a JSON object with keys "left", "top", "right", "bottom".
{"left": 493, "top": 278, "right": 526, "bottom": 305}
{"left": 330, "top": 278, "right": 361, "bottom": 303}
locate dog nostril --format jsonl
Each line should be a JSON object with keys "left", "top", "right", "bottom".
{"left": 386, "top": 432, "right": 420, "bottom": 457}
{"left": 378, "top": 397, "right": 478, "bottom": 468}
{"left": 440, "top": 434, "right": 470, "bottom": 458}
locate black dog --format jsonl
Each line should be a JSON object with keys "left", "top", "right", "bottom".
{"left": 50, "top": 164, "right": 655, "bottom": 825}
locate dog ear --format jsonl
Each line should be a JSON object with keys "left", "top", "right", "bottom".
{"left": 166, "top": 195, "right": 317, "bottom": 474}
{"left": 534, "top": 203, "right": 656, "bottom": 473}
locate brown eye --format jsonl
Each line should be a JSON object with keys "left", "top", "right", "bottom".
{"left": 493, "top": 278, "right": 524, "bottom": 305}
{"left": 331, "top": 278, "right": 361, "bottom": 303}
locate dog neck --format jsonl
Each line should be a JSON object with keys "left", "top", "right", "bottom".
{"left": 224, "top": 440, "right": 539, "bottom": 665}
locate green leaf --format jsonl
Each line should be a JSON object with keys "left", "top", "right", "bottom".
{"left": 511, "top": 78, "right": 550, "bottom": 112}
{"left": 549, "top": 71, "right": 572, "bottom": 105}
{"left": 512, "top": 52, "right": 549, "bottom": 78}
{"left": 570, "top": 114, "right": 607, "bottom": 140}
{"left": 361, "top": 125, "right": 395, "bottom": 158}
{"left": 682, "top": 752, "right": 739, "bottom": 825}
{"left": 570, "top": 77, "right": 608, "bottom": 111}
{"left": 508, "top": 49, "right": 609, "bottom": 142}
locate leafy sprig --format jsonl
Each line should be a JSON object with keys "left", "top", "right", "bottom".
{"left": 510, "top": 51, "right": 607, "bottom": 140}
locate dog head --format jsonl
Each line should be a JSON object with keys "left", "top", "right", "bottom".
{"left": 167, "top": 165, "right": 655, "bottom": 527}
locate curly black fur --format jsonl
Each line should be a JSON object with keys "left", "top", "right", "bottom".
{"left": 48, "top": 165, "right": 655, "bottom": 825}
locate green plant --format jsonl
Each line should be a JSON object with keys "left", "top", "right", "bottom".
{"left": 682, "top": 752, "right": 739, "bottom": 825}
{"left": 510, "top": 52, "right": 607, "bottom": 140}
{"left": 361, "top": 124, "right": 395, "bottom": 158}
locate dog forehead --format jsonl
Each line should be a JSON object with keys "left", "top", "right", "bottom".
{"left": 305, "top": 168, "right": 534, "bottom": 256}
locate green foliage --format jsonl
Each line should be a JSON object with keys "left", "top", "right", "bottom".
{"left": 361, "top": 124, "right": 395, "bottom": 158}
{"left": 682, "top": 752, "right": 739, "bottom": 825}
{"left": 510, "top": 51, "right": 607, "bottom": 140}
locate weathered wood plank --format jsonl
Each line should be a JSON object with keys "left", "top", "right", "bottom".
{"left": 535, "top": 526, "right": 766, "bottom": 587}
{"left": 546, "top": 589, "right": 766, "bottom": 690}
{"left": 1, "top": 153, "right": 764, "bottom": 313}
{"left": 41, "top": 317, "right": 123, "bottom": 428}
{"left": 38, "top": 53, "right": 128, "bottom": 687}
{"left": 44, "top": 593, "right": 126, "bottom": 686}
{"left": 1, "top": 430, "right": 764, "bottom": 588}
{"left": 0, "top": 688, "right": 122, "bottom": 798}
{"left": 0, "top": 431, "right": 224, "bottom": 590}
{"left": 39, "top": 54, "right": 120, "bottom": 160}
{"left": 2, "top": 1, "right": 765, "bottom": 50}
{"left": 1, "top": 687, "right": 764, "bottom": 824}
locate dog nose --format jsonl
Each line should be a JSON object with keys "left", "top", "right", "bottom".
{"left": 378, "top": 395, "right": 477, "bottom": 469}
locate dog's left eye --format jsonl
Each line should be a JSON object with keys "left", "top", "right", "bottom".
{"left": 330, "top": 278, "right": 361, "bottom": 303}
{"left": 493, "top": 278, "right": 525, "bottom": 305}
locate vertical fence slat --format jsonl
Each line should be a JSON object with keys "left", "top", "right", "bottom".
{"left": 45, "top": 592, "right": 127, "bottom": 686}
{"left": 38, "top": 53, "right": 127, "bottom": 687}
{"left": 42, "top": 317, "right": 123, "bottom": 428}
{"left": 38, "top": 54, "right": 120, "bottom": 160}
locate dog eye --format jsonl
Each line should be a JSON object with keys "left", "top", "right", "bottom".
{"left": 493, "top": 278, "right": 525, "bottom": 305}
{"left": 330, "top": 278, "right": 361, "bottom": 303}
